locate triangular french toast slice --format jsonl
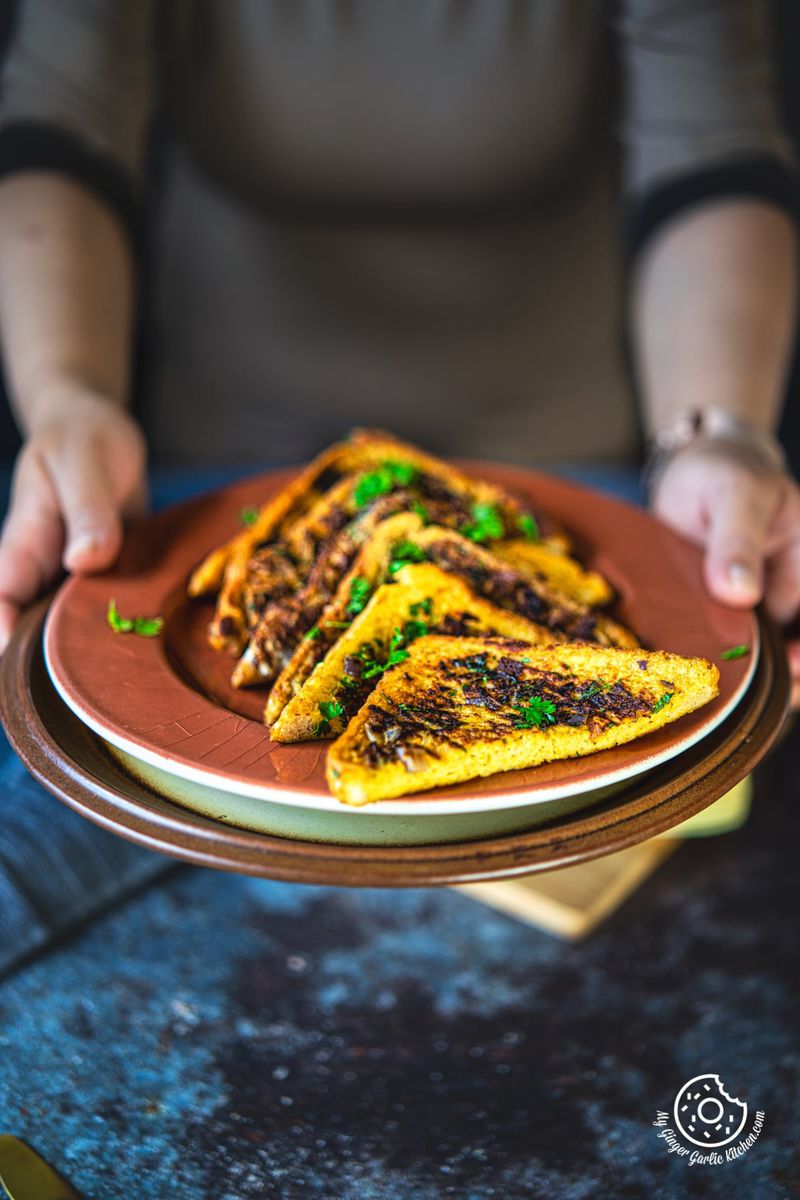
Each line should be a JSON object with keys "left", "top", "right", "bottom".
{"left": 189, "top": 426, "right": 566, "bottom": 653}
{"left": 270, "top": 564, "right": 562, "bottom": 741}
{"left": 264, "top": 512, "right": 424, "bottom": 724}
{"left": 490, "top": 539, "right": 614, "bottom": 607}
{"left": 265, "top": 515, "right": 634, "bottom": 720}
{"left": 326, "top": 637, "right": 719, "bottom": 805}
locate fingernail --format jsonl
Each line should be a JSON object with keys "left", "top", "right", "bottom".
{"left": 726, "top": 562, "right": 758, "bottom": 593}
{"left": 68, "top": 533, "right": 102, "bottom": 558}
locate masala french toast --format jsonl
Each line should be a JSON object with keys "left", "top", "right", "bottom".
{"left": 490, "top": 540, "right": 614, "bottom": 607}
{"left": 270, "top": 563, "right": 563, "bottom": 742}
{"left": 189, "top": 427, "right": 567, "bottom": 655}
{"left": 265, "top": 514, "right": 631, "bottom": 721}
{"left": 264, "top": 512, "right": 424, "bottom": 724}
{"left": 411, "top": 527, "right": 637, "bottom": 648}
{"left": 326, "top": 637, "right": 720, "bottom": 806}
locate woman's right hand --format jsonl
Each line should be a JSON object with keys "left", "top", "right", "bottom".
{"left": 0, "top": 389, "right": 147, "bottom": 653}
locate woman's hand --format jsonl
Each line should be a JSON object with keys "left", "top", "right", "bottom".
{"left": 0, "top": 388, "right": 147, "bottom": 652}
{"left": 651, "top": 442, "right": 800, "bottom": 704}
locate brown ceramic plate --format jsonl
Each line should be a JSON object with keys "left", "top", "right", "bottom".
{"left": 1, "top": 600, "right": 788, "bottom": 882}
{"left": 42, "top": 463, "right": 757, "bottom": 816}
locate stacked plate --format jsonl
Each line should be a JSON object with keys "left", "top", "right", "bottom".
{"left": 0, "top": 465, "right": 789, "bottom": 885}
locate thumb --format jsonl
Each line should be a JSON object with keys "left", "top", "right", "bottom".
{"left": 704, "top": 473, "right": 777, "bottom": 608}
{"left": 45, "top": 437, "right": 123, "bottom": 574}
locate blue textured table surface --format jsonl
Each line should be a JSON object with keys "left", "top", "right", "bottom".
{"left": 0, "top": 466, "right": 798, "bottom": 1200}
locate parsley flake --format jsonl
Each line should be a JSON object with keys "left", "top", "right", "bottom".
{"left": 353, "top": 461, "right": 419, "bottom": 508}
{"left": 305, "top": 625, "right": 322, "bottom": 640}
{"left": 388, "top": 539, "right": 427, "bottom": 576}
{"left": 721, "top": 644, "right": 750, "bottom": 661}
{"left": 461, "top": 502, "right": 505, "bottom": 543}
{"left": 411, "top": 498, "right": 430, "bottom": 524}
{"left": 346, "top": 577, "right": 372, "bottom": 616}
{"left": 514, "top": 696, "right": 557, "bottom": 729}
{"left": 239, "top": 505, "right": 260, "bottom": 527}
{"left": 361, "top": 626, "right": 411, "bottom": 678}
{"left": 652, "top": 692, "right": 673, "bottom": 714}
{"left": 517, "top": 513, "right": 540, "bottom": 542}
{"left": 107, "top": 599, "right": 163, "bottom": 638}
{"left": 409, "top": 597, "right": 433, "bottom": 618}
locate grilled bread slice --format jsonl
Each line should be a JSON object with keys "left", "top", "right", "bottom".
{"left": 266, "top": 515, "right": 631, "bottom": 722}
{"left": 490, "top": 540, "right": 614, "bottom": 607}
{"left": 412, "top": 527, "right": 637, "bottom": 648}
{"left": 265, "top": 512, "right": 425, "bottom": 724}
{"left": 189, "top": 427, "right": 567, "bottom": 653}
{"left": 270, "top": 563, "right": 562, "bottom": 741}
{"left": 327, "top": 637, "right": 719, "bottom": 805}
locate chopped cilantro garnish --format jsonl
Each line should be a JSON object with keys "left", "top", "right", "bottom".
{"left": 411, "top": 498, "right": 430, "bottom": 524}
{"left": 239, "top": 505, "right": 259, "bottom": 527}
{"left": 402, "top": 618, "right": 429, "bottom": 642}
{"left": 721, "top": 644, "right": 750, "bottom": 661}
{"left": 353, "top": 461, "right": 419, "bottom": 508}
{"left": 514, "top": 696, "right": 557, "bottom": 729}
{"left": 388, "top": 539, "right": 427, "bottom": 576}
{"left": 461, "top": 502, "right": 505, "bottom": 543}
{"left": 577, "top": 681, "right": 603, "bottom": 700}
{"left": 517, "top": 512, "right": 540, "bottom": 541}
{"left": 409, "top": 597, "right": 433, "bottom": 618}
{"left": 346, "top": 577, "right": 372, "bottom": 616}
{"left": 361, "top": 626, "right": 411, "bottom": 678}
{"left": 313, "top": 699, "right": 345, "bottom": 737}
{"left": 324, "top": 619, "right": 351, "bottom": 630}
{"left": 652, "top": 692, "right": 673, "bottom": 714}
{"left": 107, "top": 599, "right": 163, "bottom": 638}
{"left": 305, "top": 625, "right": 322, "bottom": 640}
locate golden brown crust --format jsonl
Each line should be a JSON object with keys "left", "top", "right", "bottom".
{"left": 326, "top": 638, "right": 720, "bottom": 805}
{"left": 270, "top": 563, "right": 561, "bottom": 742}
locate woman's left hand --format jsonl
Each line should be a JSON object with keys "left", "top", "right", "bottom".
{"left": 651, "top": 442, "right": 800, "bottom": 707}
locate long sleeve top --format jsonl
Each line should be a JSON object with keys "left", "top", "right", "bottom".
{"left": 0, "top": 1, "right": 795, "bottom": 465}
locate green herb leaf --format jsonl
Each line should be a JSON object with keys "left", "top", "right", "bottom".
{"left": 514, "top": 696, "right": 557, "bottom": 729}
{"left": 132, "top": 616, "right": 165, "bottom": 638}
{"left": 313, "top": 718, "right": 331, "bottom": 737}
{"left": 402, "top": 618, "right": 429, "bottom": 643}
{"left": 577, "top": 681, "right": 603, "bottom": 700}
{"left": 652, "top": 692, "right": 673, "bottom": 714}
{"left": 346, "top": 577, "right": 373, "bottom": 616}
{"left": 387, "top": 539, "right": 427, "bottom": 576}
{"left": 239, "top": 505, "right": 260, "bottom": 527}
{"left": 461, "top": 502, "right": 505, "bottom": 543}
{"left": 410, "top": 597, "right": 433, "bottom": 618}
{"left": 411, "top": 498, "right": 430, "bottom": 524}
{"left": 721, "top": 644, "right": 750, "bottom": 661}
{"left": 319, "top": 699, "right": 344, "bottom": 722}
{"left": 360, "top": 626, "right": 411, "bottom": 678}
{"left": 353, "top": 461, "right": 419, "bottom": 508}
{"left": 107, "top": 598, "right": 133, "bottom": 633}
{"left": 517, "top": 513, "right": 540, "bottom": 542}
{"left": 305, "top": 625, "right": 322, "bottom": 640}
{"left": 324, "top": 619, "right": 352, "bottom": 630}
{"left": 107, "top": 599, "right": 163, "bottom": 638}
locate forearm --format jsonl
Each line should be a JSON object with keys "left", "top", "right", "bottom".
{"left": 0, "top": 172, "right": 135, "bottom": 435}
{"left": 631, "top": 201, "right": 798, "bottom": 439}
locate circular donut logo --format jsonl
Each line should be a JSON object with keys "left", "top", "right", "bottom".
{"left": 673, "top": 1074, "right": 748, "bottom": 1148}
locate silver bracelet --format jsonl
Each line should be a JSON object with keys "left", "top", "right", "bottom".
{"left": 643, "top": 409, "right": 787, "bottom": 496}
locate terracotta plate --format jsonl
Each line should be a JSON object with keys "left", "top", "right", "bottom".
{"left": 43, "top": 463, "right": 758, "bottom": 816}
{"left": 1, "top": 600, "right": 788, "bottom": 883}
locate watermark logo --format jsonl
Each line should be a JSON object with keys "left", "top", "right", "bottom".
{"left": 653, "top": 1074, "right": 765, "bottom": 1166}
{"left": 674, "top": 1073, "right": 748, "bottom": 1148}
